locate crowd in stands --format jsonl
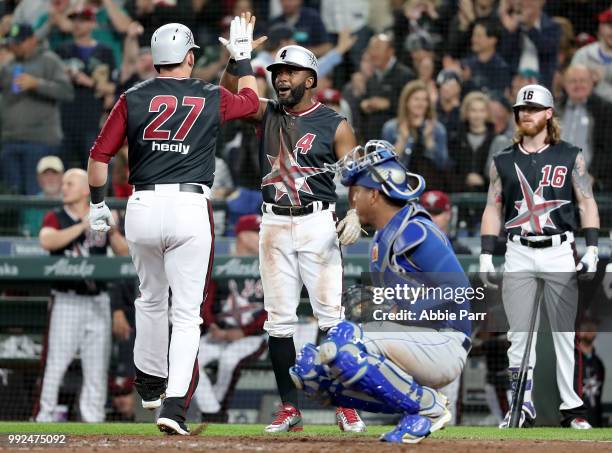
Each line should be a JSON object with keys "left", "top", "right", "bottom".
{"left": 1, "top": 0, "right": 612, "bottom": 234}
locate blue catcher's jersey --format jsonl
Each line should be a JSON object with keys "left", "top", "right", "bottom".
{"left": 370, "top": 203, "right": 472, "bottom": 336}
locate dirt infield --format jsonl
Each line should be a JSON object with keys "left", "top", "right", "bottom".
{"left": 8, "top": 435, "right": 609, "bottom": 453}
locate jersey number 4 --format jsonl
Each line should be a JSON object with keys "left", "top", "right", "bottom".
{"left": 143, "top": 95, "right": 205, "bottom": 141}
{"left": 540, "top": 165, "right": 568, "bottom": 188}
{"left": 295, "top": 133, "right": 317, "bottom": 154}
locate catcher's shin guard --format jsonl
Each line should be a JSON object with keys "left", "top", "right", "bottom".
{"left": 291, "top": 342, "right": 397, "bottom": 413}
{"left": 320, "top": 339, "right": 443, "bottom": 415}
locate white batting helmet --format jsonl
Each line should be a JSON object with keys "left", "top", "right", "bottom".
{"left": 267, "top": 45, "right": 319, "bottom": 87}
{"left": 151, "top": 23, "right": 199, "bottom": 66}
{"left": 513, "top": 84, "right": 554, "bottom": 110}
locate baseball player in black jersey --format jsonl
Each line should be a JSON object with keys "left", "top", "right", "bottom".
{"left": 87, "top": 19, "right": 260, "bottom": 435}
{"left": 220, "top": 15, "right": 364, "bottom": 432}
{"left": 480, "top": 84, "right": 600, "bottom": 429}
{"left": 35, "top": 169, "right": 128, "bottom": 423}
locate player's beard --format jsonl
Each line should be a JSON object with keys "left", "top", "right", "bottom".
{"left": 276, "top": 81, "right": 307, "bottom": 107}
{"left": 518, "top": 115, "right": 548, "bottom": 137}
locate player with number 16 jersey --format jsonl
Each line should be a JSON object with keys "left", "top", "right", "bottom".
{"left": 220, "top": 38, "right": 365, "bottom": 433}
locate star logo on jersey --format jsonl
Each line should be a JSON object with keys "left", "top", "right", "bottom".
{"left": 218, "top": 280, "right": 264, "bottom": 327}
{"left": 505, "top": 163, "right": 570, "bottom": 234}
{"left": 261, "top": 128, "right": 327, "bottom": 206}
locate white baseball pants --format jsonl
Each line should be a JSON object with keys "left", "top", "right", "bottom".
{"left": 259, "top": 207, "right": 344, "bottom": 337}
{"left": 36, "top": 291, "right": 111, "bottom": 422}
{"left": 502, "top": 237, "right": 584, "bottom": 410}
{"left": 125, "top": 184, "right": 213, "bottom": 399}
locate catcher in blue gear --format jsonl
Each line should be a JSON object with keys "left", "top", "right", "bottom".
{"left": 290, "top": 141, "right": 473, "bottom": 443}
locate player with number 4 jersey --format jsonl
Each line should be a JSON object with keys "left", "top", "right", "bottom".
{"left": 220, "top": 13, "right": 364, "bottom": 433}
{"left": 87, "top": 19, "right": 260, "bottom": 435}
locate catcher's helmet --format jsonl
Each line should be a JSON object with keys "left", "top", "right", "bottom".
{"left": 339, "top": 140, "right": 426, "bottom": 201}
{"left": 151, "top": 23, "right": 199, "bottom": 66}
{"left": 513, "top": 84, "right": 554, "bottom": 110}
{"left": 267, "top": 45, "right": 319, "bottom": 87}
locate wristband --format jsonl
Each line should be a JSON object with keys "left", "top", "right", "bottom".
{"left": 235, "top": 58, "right": 254, "bottom": 77}
{"left": 583, "top": 228, "right": 598, "bottom": 247}
{"left": 225, "top": 58, "right": 238, "bottom": 76}
{"left": 481, "top": 235, "right": 497, "bottom": 255}
{"left": 89, "top": 184, "right": 106, "bottom": 204}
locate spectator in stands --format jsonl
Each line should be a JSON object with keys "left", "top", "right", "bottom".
{"left": 419, "top": 190, "right": 472, "bottom": 255}
{"left": 558, "top": 64, "right": 612, "bottom": 191}
{"left": 489, "top": 92, "right": 514, "bottom": 139}
{"left": 462, "top": 18, "right": 512, "bottom": 94}
{"left": 33, "top": 0, "right": 74, "bottom": 50}
{"left": 86, "top": 0, "right": 133, "bottom": 67}
{"left": 382, "top": 79, "right": 449, "bottom": 190}
{"left": 446, "top": 0, "right": 499, "bottom": 60}
{"left": 415, "top": 53, "right": 437, "bottom": 101}
{"left": 20, "top": 156, "right": 64, "bottom": 237}
{"left": 342, "top": 49, "right": 374, "bottom": 142}
{"left": 392, "top": 0, "right": 441, "bottom": 62}
{"left": 57, "top": 6, "right": 115, "bottom": 169}
{"left": 127, "top": 0, "right": 193, "bottom": 48}
{"left": 195, "top": 214, "right": 267, "bottom": 422}
{"left": 498, "top": 0, "right": 561, "bottom": 89}
{"left": 572, "top": 9, "right": 612, "bottom": 103}
{"left": 117, "top": 21, "right": 154, "bottom": 93}
{"left": 35, "top": 168, "right": 128, "bottom": 423}
{"left": 269, "top": 0, "right": 332, "bottom": 57}
{"left": 575, "top": 320, "right": 605, "bottom": 428}
{"left": 436, "top": 69, "right": 462, "bottom": 151}
{"left": 452, "top": 91, "right": 509, "bottom": 192}
{"left": 404, "top": 30, "right": 435, "bottom": 74}
{"left": 360, "top": 33, "right": 414, "bottom": 142}
{"left": 0, "top": 23, "right": 74, "bottom": 195}
{"left": 321, "top": 0, "right": 371, "bottom": 70}
{"left": 224, "top": 188, "right": 263, "bottom": 237}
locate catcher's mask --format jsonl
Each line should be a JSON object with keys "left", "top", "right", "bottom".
{"left": 336, "top": 140, "right": 426, "bottom": 201}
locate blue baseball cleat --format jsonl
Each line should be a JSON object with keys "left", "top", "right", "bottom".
{"left": 380, "top": 414, "right": 433, "bottom": 444}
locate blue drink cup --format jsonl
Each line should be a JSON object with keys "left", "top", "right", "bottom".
{"left": 12, "top": 64, "right": 23, "bottom": 93}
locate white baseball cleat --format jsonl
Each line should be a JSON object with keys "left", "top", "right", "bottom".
{"left": 264, "top": 404, "right": 303, "bottom": 432}
{"left": 336, "top": 407, "right": 366, "bottom": 432}
{"left": 157, "top": 417, "right": 190, "bottom": 435}
{"left": 570, "top": 418, "right": 592, "bottom": 430}
{"left": 142, "top": 395, "right": 164, "bottom": 410}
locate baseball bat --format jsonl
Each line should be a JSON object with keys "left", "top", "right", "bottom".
{"left": 508, "top": 280, "right": 543, "bottom": 428}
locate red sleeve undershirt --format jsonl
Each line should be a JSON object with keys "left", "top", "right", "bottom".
{"left": 41, "top": 211, "right": 60, "bottom": 230}
{"left": 219, "top": 86, "right": 259, "bottom": 124}
{"left": 89, "top": 94, "right": 128, "bottom": 164}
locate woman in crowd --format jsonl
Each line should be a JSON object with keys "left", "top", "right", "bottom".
{"left": 382, "top": 79, "right": 449, "bottom": 190}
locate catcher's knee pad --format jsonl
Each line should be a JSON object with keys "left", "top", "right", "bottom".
{"left": 290, "top": 343, "right": 333, "bottom": 401}
{"left": 318, "top": 321, "right": 365, "bottom": 365}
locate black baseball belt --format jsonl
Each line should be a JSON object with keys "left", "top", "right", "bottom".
{"left": 134, "top": 184, "right": 204, "bottom": 194}
{"left": 263, "top": 201, "right": 330, "bottom": 217}
{"left": 508, "top": 232, "right": 569, "bottom": 248}
{"left": 462, "top": 336, "right": 472, "bottom": 354}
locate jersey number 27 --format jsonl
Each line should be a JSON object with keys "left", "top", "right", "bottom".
{"left": 143, "top": 95, "right": 205, "bottom": 141}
